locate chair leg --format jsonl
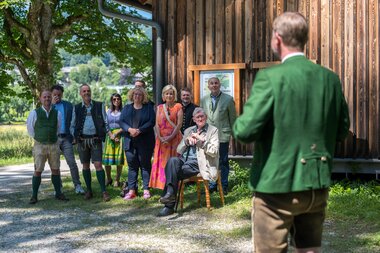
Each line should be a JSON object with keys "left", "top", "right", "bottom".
{"left": 203, "top": 180, "right": 211, "bottom": 210}
{"left": 196, "top": 180, "right": 201, "bottom": 206}
{"left": 180, "top": 181, "right": 185, "bottom": 209}
{"left": 217, "top": 176, "right": 225, "bottom": 206}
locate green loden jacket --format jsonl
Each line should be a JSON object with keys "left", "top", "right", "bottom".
{"left": 233, "top": 55, "right": 350, "bottom": 193}
{"left": 201, "top": 92, "right": 237, "bottom": 143}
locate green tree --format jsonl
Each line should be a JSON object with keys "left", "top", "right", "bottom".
{"left": 0, "top": 0, "right": 152, "bottom": 99}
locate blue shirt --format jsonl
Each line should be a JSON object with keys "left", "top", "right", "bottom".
{"left": 53, "top": 102, "right": 66, "bottom": 134}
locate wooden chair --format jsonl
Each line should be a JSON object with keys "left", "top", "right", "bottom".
{"left": 178, "top": 173, "right": 225, "bottom": 210}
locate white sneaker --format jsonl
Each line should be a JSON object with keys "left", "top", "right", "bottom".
{"left": 75, "top": 184, "right": 85, "bottom": 195}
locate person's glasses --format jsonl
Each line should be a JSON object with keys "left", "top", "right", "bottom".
{"left": 113, "top": 97, "right": 120, "bottom": 101}
{"left": 133, "top": 93, "right": 143, "bottom": 97}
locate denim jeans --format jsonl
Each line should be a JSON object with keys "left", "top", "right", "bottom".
{"left": 125, "top": 142, "right": 153, "bottom": 191}
{"left": 58, "top": 137, "right": 81, "bottom": 186}
{"left": 209, "top": 142, "right": 229, "bottom": 190}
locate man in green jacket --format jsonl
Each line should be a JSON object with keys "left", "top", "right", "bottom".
{"left": 201, "top": 77, "right": 236, "bottom": 194}
{"left": 233, "top": 12, "right": 350, "bottom": 253}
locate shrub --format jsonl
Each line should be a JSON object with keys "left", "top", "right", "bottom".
{"left": 228, "top": 160, "right": 252, "bottom": 197}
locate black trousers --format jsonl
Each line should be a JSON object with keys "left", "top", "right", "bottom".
{"left": 164, "top": 157, "right": 199, "bottom": 208}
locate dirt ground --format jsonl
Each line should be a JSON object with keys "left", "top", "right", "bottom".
{"left": 0, "top": 163, "right": 252, "bottom": 253}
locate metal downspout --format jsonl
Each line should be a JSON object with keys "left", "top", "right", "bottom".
{"left": 97, "top": 0, "right": 163, "bottom": 104}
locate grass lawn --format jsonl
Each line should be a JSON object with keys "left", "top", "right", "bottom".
{"left": 1, "top": 124, "right": 379, "bottom": 252}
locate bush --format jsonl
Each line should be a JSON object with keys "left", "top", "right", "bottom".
{"left": 228, "top": 160, "right": 252, "bottom": 197}
{"left": 328, "top": 180, "right": 380, "bottom": 222}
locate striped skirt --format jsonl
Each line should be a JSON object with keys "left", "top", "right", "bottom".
{"left": 102, "top": 128, "right": 124, "bottom": 165}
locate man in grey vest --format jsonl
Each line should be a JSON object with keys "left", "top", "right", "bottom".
{"left": 71, "top": 84, "right": 111, "bottom": 202}
{"left": 27, "top": 89, "right": 69, "bottom": 204}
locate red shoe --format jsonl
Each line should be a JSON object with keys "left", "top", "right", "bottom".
{"left": 123, "top": 192, "right": 136, "bottom": 200}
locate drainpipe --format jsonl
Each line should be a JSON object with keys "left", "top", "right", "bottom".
{"left": 97, "top": 0, "right": 163, "bottom": 104}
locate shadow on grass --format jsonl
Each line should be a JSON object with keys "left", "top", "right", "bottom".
{"left": 0, "top": 173, "right": 252, "bottom": 252}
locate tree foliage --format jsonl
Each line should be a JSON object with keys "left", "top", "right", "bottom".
{"left": 0, "top": 0, "right": 152, "bottom": 99}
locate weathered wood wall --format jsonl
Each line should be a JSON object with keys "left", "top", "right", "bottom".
{"left": 152, "top": 0, "right": 380, "bottom": 159}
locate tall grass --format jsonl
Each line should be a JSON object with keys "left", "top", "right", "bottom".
{"left": 0, "top": 125, "right": 33, "bottom": 165}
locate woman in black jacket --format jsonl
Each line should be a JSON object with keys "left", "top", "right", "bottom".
{"left": 119, "top": 87, "right": 155, "bottom": 200}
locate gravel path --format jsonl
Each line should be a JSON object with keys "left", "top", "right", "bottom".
{"left": 0, "top": 163, "right": 252, "bottom": 252}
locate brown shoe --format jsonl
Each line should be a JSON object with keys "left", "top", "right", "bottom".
{"left": 84, "top": 191, "right": 93, "bottom": 200}
{"left": 29, "top": 196, "right": 38, "bottom": 204}
{"left": 55, "top": 193, "right": 69, "bottom": 201}
{"left": 103, "top": 191, "right": 111, "bottom": 202}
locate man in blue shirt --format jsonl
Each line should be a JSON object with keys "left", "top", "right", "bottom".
{"left": 51, "top": 85, "right": 85, "bottom": 194}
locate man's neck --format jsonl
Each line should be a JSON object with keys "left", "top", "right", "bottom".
{"left": 182, "top": 101, "right": 190, "bottom": 106}
{"left": 42, "top": 105, "right": 51, "bottom": 112}
{"left": 210, "top": 91, "right": 221, "bottom": 97}
{"left": 280, "top": 46, "right": 303, "bottom": 61}
{"left": 83, "top": 99, "right": 91, "bottom": 106}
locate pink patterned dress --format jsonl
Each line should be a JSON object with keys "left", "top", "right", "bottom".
{"left": 149, "top": 103, "right": 183, "bottom": 189}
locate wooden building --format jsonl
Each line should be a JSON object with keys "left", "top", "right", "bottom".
{"left": 120, "top": 0, "right": 380, "bottom": 174}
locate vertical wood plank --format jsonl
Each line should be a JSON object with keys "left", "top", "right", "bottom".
{"left": 266, "top": 0, "right": 274, "bottom": 60}
{"left": 308, "top": 0, "right": 320, "bottom": 61}
{"left": 286, "top": 0, "right": 298, "bottom": 11}
{"left": 176, "top": 0, "right": 186, "bottom": 90}
{"left": 368, "top": 0, "right": 379, "bottom": 157}
{"left": 205, "top": 0, "right": 215, "bottom": 64}
{"left": 344, "top": 0, "right": 356, "bottom": 157}
{"left": 332, "top": 1, "right": 344, "bottom": 80}
{"left": 195, "top": 0, "right": 205, "bottom": 65}
{"left": 186, "top": 0, "right": 196, "bottom": 89}
{"left": 215, "top": 0, "right": 225, "bottom": 64}
{"left": 355, "top": 0, "right": 368, "bottom": 157}
{"left": 225, "top": 0, "right": 234, "bottom": 63}
{"left": 244, "top": 0, "right": 253, "bottom": 91}
{"left": 235, "top": 0, "right": 244, "bottom": 63}
{"left": 167, "top": 0, "right": 176, "bottom": 85}
{"left": 320, "top": 0, "right": 330, "bottom": 67}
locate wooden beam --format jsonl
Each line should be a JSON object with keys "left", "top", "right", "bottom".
{"left": 188, "top": 63, "right": 246, "bottom": 71}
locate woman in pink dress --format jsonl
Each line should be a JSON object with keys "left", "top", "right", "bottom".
{"left": 149, "top": 85, "right": 183, "bottom": 190}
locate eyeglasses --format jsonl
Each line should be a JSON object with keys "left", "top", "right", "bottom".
{"left": 113, "top": 98, "right": 121, "bottom": 101}
{"left": 133, "top": 93, "right": 143, "bottom": 97}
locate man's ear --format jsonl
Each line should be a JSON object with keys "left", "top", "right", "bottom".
{"left": 274, "top": 32, "right": 282, "bottom": 45}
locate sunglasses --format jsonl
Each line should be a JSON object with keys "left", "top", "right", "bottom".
{"left": 112, "top": 97, "right": 121, "bottom": 101}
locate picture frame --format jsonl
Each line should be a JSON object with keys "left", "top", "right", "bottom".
{"left": 188, "top": 63, "right": 246, "bottom": 114}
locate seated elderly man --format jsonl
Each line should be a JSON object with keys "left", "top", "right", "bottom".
{"left": 158, "top": 107, "right": 219, "bottom": 217}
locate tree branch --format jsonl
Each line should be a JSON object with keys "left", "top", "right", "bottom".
{"left": 52, "top": 14, "right": 87, "bottom": 37}
{"left": 3, "top": 8, "right": 30, "bottom": 38}
{"left": 0, "top": 52, "right": 36, "bottom": 92}
{"left": 3, "top": 19, "right": 33, "bottom": 60}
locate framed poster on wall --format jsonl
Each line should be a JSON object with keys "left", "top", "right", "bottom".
{"left": 200, "top": 70, "right": 235, "bottom": 98}
{"left": 188, "top": 63, "right": 246, "bottom": 114}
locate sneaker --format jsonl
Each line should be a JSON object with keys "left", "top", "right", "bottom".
{"left": 123, "top": 192, "right": 136, "bottom": 200}
{"left": 29, "top": 196, "right": 38, "bottom": 204}
{"left": 84, "top": 191, "right": 93, "bottom": 200}
{"left": 103, "top": 192, "right": 111, "bottom": 202}
{"left": 55, "top": 193, "right": 69, "bottom": 201}
{"left": 143, "top": 191, "right": 151, "bottom": 199}
{"left": 75, "top": 184, "right": 85, "bottom": 195}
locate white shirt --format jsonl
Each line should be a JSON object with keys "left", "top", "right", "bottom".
{"left": 27, "top": 106, "right": 62, "bottom": 138}
{"left": 282, "top": 52, "right": 305, "bottom": 63}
